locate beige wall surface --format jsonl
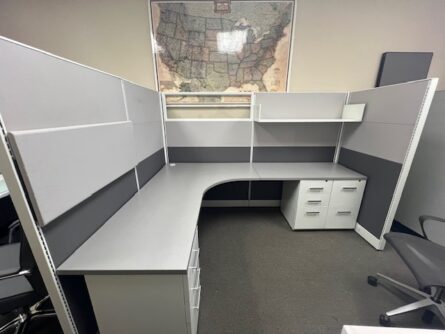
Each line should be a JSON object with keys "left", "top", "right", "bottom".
{"left": 0, "top": 0, "right": 444, "bottom": 91}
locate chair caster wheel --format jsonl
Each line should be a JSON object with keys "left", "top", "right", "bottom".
{"left": 379, "top": 314, "right": 391, "bottom": 326}
{"left": 422, "top": 310, "right": 435, "bottom": 324}
{"left": 368, "top": 275, "right": 378, "bottom": 287}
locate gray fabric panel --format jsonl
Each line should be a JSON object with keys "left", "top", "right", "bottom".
{"left": 250, "top": 181, "right": 283, "bottom": 200}
{"left": 349, "top": 79, "right": 430, "bottom": 125}
{"left": 168, "top": 147, "right": 250, "bottom": 163}
{"left": 203, "top": 181, "right": 249, "bottom": 201}
{"left": 255, "top": 92, "right": 346, "bottom": 119}
{"left": 338, "top": 148, "right": 402, "bottom": 238}
{"left": 43, "top": 170, "right": 137, "bottom": 267}
{"left": 0, "top": 38, "right": 126, "bottom": 132}
{"left": 253, "top": 146, "right": 335, "bottom": 162}
{"left": 59, "top": 275, "right": 98, "bottom": 334}
{"left": 136, "top": 148, "right": 165, "bottom": 188}
{"left": 376, "top": 52, "right": 433, "bottom": 87}
{"left": 0, "top": 243, "right": 20, "bottom": 277}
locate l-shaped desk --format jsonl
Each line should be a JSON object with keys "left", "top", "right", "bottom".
{"left": 58, "top": 162, "right": 366, "bottom": 334}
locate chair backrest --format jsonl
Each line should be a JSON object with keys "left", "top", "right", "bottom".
{"left": 420, "top": 216, "right": 445, "bottom": 247}
{"left": 19, "top": 229, "right": 47, "bottom": 299}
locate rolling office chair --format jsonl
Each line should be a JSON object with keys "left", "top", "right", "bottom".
{"left": 0, "top": 228, "right": 57, "bottom": 333}
{"left": 368, "top": 215, "right": 445, "bottom": 327}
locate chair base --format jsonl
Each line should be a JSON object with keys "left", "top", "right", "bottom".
{"left": 368, "top": 273, "right": 445, "bottom": 327}
{"left": 0, "top": 296, "right": 56, "bottom": 334}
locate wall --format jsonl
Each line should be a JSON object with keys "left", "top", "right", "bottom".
{"left": 0, "top": 0, "right": 157, "bottom": 89}
{"left": 1, "top": 0, "right": 445, "bottom": 91}
{"left": 396, "top": 91, "right": 445, "bottom": 242}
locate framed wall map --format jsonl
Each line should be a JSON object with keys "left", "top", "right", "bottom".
{"left": 150, "top": 1, "right": 295, "bottom": 93}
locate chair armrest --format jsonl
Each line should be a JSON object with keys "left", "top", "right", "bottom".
{"left": 419, "top": 215, "right": 445, "bottom": 240}
{"left": 0, "top": 269, "right": 30, "bottom": 281}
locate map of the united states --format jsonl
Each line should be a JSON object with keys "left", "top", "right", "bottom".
{"left": 152, "top": 2, "right": 293, "bottom": 93}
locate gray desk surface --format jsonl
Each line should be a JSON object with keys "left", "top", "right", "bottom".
{"left": 57, "top": 163, "right": 365, "bottom": 275}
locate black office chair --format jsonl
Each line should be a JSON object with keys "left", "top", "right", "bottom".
{"left": 0, "top": 228, "right": 57, "bottom": 333}
{"left": 368, "top": 215, "right": 445, "bottom": 327}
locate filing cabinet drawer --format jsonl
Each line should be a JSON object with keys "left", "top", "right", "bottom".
{"left": 330, "top": 180, "right": 366, "bottom": 207}
{"left": 298, "top": 180, "right": 333, "bottom": 204}
{"left": 187, "top": 227, "right": 200, "bottom": 290}
{"left": 295, "top": 206, "right": 328, "bottom": 229}
{"left": 326, "top": 206, "right": 359, "bottom": 229}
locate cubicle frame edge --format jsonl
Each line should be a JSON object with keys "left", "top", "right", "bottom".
{"left": 0, "top": 131, "right": 77, "bottom": 333}
{"left": 333, "top": 92, "right": 350, "bottom": 163}
{"left": 376, "top": 78, "right": 438, "bottom": 250}
{"left": 160, "top": 93, "right": 169, "bottom": 164}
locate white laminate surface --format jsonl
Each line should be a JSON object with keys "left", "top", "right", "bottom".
{"left": 57, "top": 163, "right": 365, "bottom": 274}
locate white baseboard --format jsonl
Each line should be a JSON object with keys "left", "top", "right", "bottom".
{"left": 355, "top": 223, "right": 382, "bottom": 250}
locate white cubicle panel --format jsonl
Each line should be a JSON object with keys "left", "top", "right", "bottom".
{"left": 9, "top": 121, "right": 136, "bottom": 226}
{"left": 339, "top": 79, "right": 438, "bottom": 249}
{"left": 165, "top": 120, "right": 252, "bottom": 162}
{"left": 0, "top": 37, "right": 127, "bottom": 132}
{"left": 122, "top": 81, "right": 164, "bottom": 164}
{"left": 254, "top": 92, "right": 347, "bottom": 120}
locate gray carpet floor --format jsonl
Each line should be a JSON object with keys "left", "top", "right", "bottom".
{"left": 197, "top": 207, "right": 444, "bottom": 334}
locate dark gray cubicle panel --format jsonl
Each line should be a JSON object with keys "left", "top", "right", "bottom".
{"left": 376, "top": 52, "right": 433, "bottom": 87}
{"left": 339, "top": 79, "right": 438, "bottom": 249}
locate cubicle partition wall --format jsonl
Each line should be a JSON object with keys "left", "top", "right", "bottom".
{"left": 395, "top": 91, "right": 445, "bottom": 241}
{"left": 166, "top": 119, "right": 252, "bottom": 206}
{"left": 250, "top": 92, "right": 347, "bottom": 203}
{"left": 252, "top": 92, "right": 346, "bottom": 162}
{"left": 338, "top": 79, "right": 438, "bottom": 249}
{"left": 0, "top": 37, "right": 165, "bottom": 333}
{"left": 0, "top": 36, "right": 438, "bottom": 334}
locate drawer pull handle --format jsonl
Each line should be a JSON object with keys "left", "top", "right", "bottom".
{"left": 189, "top": 248, "right": 200, "bottom": 269}
{"left": 342, "top": 187, "right": 357, "bottom": 191}
{"left": 192, "top": 286, "right": 202, "bottom": 310}
{"left": 337, "top": 211, "right": 352, "bottom": 215}
{"left": 306, "top": 211, "right": 320, "bottom": 216}
{"left": 191, "top": 274, "right": 201, "bottom": 290}
{"left": 307, "top": 200, "right": 322, "bottom": 204}
{"left": 309, "top": 187, "right": 324, "bottom": 191}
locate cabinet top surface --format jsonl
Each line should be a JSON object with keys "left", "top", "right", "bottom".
{"left": 57, "top": 163, "right": 365, "bottom": 275}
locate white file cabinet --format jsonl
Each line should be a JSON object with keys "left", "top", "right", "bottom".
{"left": 281, "top": 179, "right": 366, "bottom": 230}
{"left": 186, "top": 227, "right": 201, "bottom": 334}
{"left": 84, "top": 227, "right": 202, "bottom": 334}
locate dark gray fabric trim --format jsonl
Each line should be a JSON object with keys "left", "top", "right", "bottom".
{"left": 250, "top": 181, "right": 283, "bottom": 200}
{"left": 136, "top": 148, "right": 165, "bottom": 187}
{"left": 253, "top": 146, "right": 335, "bottom": 162}
{"left": 168, "top": 147, "right": 250, "bottom": 163}
{"left": 338, "top": 148, "right": 402, "bottom": 238}
{"left": 44, "top": 170, "right": 138, "bottom": 267}
{"left": 204, "top": 181, "right": 249, "bottom": 200}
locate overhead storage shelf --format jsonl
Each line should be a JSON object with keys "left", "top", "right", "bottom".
{"left": 252, "top": 92, "right": 366, "bottom": 123}
{"left": 253, "top": 118, "right": 362, "bottom": 123}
